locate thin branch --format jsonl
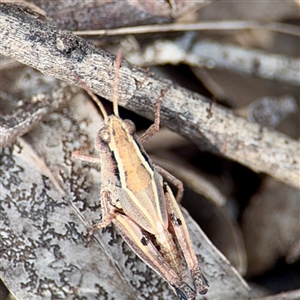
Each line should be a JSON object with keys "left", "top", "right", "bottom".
{"left": 126, "top": 38, "right": 300, "bottom": 86}
{"left": 190, "top": 40, "right": 300, "bottom": 86}
{"left": 73, "top": 20, "right": 300, "bottom": 37}
{"left": 0, "top": 3, "right": 299, "bottom": 189}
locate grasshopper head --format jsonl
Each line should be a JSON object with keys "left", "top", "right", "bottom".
{"left": 94, "top": 115, "right": 136, "bottom": 151}
{"left": 108, "top": 116, "right": 136, "bottom": 140}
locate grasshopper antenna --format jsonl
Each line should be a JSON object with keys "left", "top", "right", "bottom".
{"left": 84, "top": 87, "right": 108, "bottom": 122}
{"left": 113, "top": 49, "right": 122, "bottom": 118}
{"left": 74, "top": 72, "right": 109, "bottom": 122}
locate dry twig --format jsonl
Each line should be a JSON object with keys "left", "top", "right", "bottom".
{"left": 126, "top": 38, "right": 300, "bottom": 86}
{"left": 73, "top": 20, "right": 300, "bottom": 37}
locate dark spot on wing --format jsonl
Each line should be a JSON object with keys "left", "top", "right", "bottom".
{"left": 141, "top": 236, "right": 148, "bottom": 246}
{"left": 170, "top": 213, "right": 182, "bottom": 226}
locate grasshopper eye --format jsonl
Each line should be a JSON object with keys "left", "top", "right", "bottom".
{"left": 123, "top": 119, "right": 136, "bottom": 135}
{"left": 98, "top": 126, "right": 110, "bottom": 143}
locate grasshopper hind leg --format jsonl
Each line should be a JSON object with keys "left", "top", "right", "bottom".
{"left": 155, "top": 164, "right": 184, "bottom": 202}
{"left": 173, "top": 282, "right": 196, "bottom": 300}
{"left": 192, "top": 268, "right": 209, "bottom": 295}
{"left": 164, "top": 183, "right": 209, "bottom": 296}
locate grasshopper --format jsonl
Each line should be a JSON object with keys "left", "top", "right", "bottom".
{"left": 72, "top": 51, "right": 209, "bottom": 299}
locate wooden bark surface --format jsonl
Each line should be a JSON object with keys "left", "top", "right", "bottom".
{"left": 0, "top": 3, "right": 299, "bottom": 189}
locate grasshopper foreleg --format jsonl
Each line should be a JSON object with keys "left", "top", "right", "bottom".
{"left": 72, "top": 150, "right": 102, "bottom": 164}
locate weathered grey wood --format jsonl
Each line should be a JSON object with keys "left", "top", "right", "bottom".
{"left": 0, "top": 3, "right": 299, "bottom": 188}
{"left": 0, "top": 79, "right": 79, "bottom": 147}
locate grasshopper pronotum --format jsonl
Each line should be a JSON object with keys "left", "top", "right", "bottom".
{"left": 72, "top": 51, "right": 209, "bottom": 299}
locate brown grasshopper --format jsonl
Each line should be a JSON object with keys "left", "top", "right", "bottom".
{"left": 72, "top": 51, "right": 209, "bottom": 299}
